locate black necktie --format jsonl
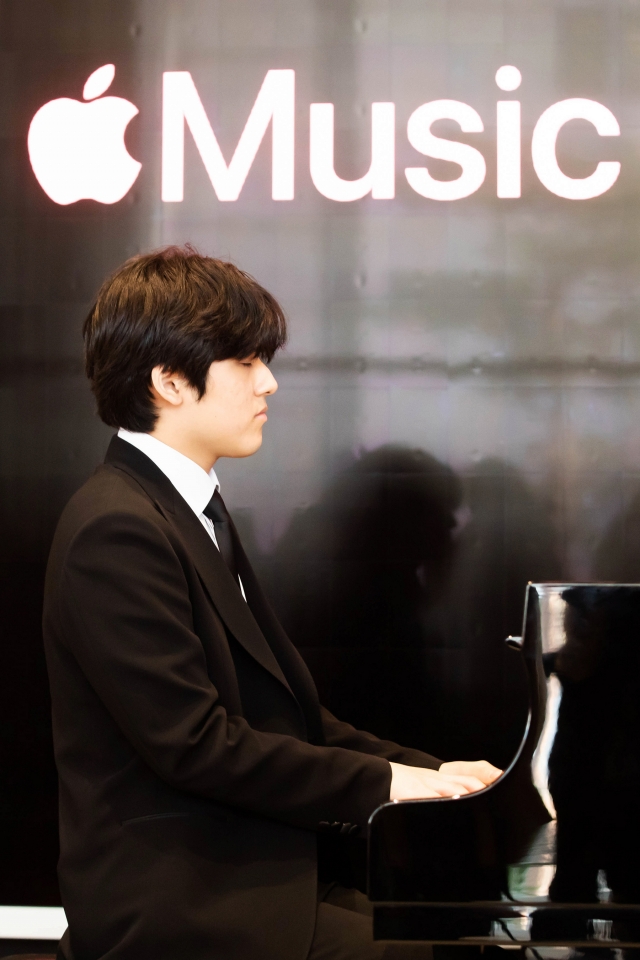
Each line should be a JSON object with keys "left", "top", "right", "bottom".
{"left": 203, "top": 490, "right": 239, "bottom": 584}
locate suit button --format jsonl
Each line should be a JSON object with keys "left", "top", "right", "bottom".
{"left": 348, "top": 824, "right": 360, "bottom": 836}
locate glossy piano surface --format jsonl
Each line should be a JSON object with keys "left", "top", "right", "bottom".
{"left": 368, "top": 583, "right": 640, "bottom": 946}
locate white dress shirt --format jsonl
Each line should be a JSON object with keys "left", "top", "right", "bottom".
{"left": 118, "top": 429, "right": 246, "bottom": 600}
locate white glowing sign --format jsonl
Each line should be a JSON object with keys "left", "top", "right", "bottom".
{"left": 531, "top": 98, "right": 621, "bottom": 200}
{"left": 162, "top": 69, "right": 294, "bottom": 202}
{"left": 310, "top": 102, "right": 395, "bottom": 201}
{"left": 27, "top": 64, "right": 622, "bottom": 206}
{"left": 405, "top": 100, "right": 486, "bottom": 201}
{"left": 496, "top": 65, "right": 522, "bottom": 199}
{"left": 28, "top": 65, "right": 141, "bottom": 205}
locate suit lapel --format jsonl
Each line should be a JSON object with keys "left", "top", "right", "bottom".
{"left": 231, "top": 523, "right": 325, "bottom": 746}
{"left": 168, "top": 499, "right": 298, "bottom": 699}
{"left": 104, "top": 437, "right": 296, "bottom": 700}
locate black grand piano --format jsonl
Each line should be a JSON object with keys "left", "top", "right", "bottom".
{"left": 368, "top": 583, "right": 640, "bottom": 948}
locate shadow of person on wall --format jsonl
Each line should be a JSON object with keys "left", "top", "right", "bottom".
{"left": 268, "top": 450, "right": 561, "bottom": 769}
{"left": 268, "top": 445, "right": 463, "bottom": 755}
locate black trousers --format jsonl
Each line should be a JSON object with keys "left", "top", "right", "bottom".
{"left": 308, "top": 884, "right": 431, "bottom": 960}
{"left": 55, "top": 887, "right": 432, "bottom": 960}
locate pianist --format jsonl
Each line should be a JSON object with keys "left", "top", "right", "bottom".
{"left": 43, "top": 247, "right": 500, "bottom": 960}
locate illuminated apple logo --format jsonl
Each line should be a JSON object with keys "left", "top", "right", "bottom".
{"left": 28, "top": 64, "right": 141, "bottom": 205}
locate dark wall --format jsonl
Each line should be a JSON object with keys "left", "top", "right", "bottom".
{"left": 1, "top": 0, "right": 639, "bottom": 904}
{"left": 0, "top": 0, "right": 141, "bottom": 904}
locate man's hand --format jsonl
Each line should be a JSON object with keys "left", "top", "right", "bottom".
{"left": 439, "top": 760, "right": 502, "bottom": 786}
{"left": 389, "top": 759, "right": 502, "bottom": 801}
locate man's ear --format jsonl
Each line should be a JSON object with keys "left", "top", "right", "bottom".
{"left": 150, "top": 366, "right": 188, "bottom": 407}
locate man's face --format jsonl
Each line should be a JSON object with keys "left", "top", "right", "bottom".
{"left": 190, "top": 357, "right": 278, "bottom": 463}
{"left": 150, "top": 356, "right": 278, "bottom": 469}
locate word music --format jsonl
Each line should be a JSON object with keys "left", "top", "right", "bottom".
{"left": 28, "top": 64, "right": 622, "bottom": 206}
{"left": 163, "top": 65, "right": 620, "bottom": 203}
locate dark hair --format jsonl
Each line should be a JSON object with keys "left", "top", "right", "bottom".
{"left": 83, "top": 245, "right": 287, "bottom": 431}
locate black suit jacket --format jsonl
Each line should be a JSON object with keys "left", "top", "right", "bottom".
{"left": 43, "top": 436, "right": 440, "bottom": 960}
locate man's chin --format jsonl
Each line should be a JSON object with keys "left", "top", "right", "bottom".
{"left": 223, "top": 434, "right": 264, "bottom": 459}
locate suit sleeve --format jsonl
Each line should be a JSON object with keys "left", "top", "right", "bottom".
{"left": 58, "top": 510, "right": 392, "bottom": 830}
{"left": 320, "top": 707, "right": 441, "bottom": 770}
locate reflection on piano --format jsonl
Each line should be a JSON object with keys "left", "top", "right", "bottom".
{"left": 368, "top": 583, "right": 640, "bottom": 947}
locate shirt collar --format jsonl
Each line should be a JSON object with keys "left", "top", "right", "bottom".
{"left": 118, "top": 429, "right": 220, "bottom": 518}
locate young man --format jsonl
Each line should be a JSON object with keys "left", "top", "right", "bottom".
{"left": 43, "top": 248, "right": 500, "bottom": 960}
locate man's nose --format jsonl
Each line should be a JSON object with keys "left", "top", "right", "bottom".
{"left": 256, "top": 359, "right": 278, "bottom": 395}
